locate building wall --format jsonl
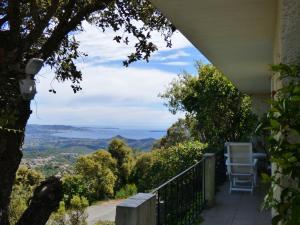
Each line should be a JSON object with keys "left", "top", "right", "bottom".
{"left": 271, "top": 0, "right": 300, "bottom": 219}
{"left": 250, "top": 94, "right": 270, "bottom": 117}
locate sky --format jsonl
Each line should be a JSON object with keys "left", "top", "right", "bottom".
{"left": 28, "top": 22, "right": 209, "bottom": 130}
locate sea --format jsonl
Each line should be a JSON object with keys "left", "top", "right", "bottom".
{"left": 52, "top": 127, "right": 166, "bottom": 140}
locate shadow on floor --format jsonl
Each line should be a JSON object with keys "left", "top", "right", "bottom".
{"left": 200, "top": 181, "right": 271, "bottom": 225}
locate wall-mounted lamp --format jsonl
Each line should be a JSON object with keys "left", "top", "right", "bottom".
{"left": 19, "top": 58, "right": 43, "bottom": 100}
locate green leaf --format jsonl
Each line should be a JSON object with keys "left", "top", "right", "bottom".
{"left": 288, "top": 156, "right": 297, "bottom": 163}
{"left": 272, "top": 215, "right": 281, "bottom": 225}
{"left": 273, "top": 131, "right": 282, "bottom": 142}
{"left": 293, "top": 86, "right": 300, "bottom": 94}
{"left": 290, "top": 96, "right": 300, "bottom": 102}
{"left": 270, "top": 119, "right": 280, "bottom": 128}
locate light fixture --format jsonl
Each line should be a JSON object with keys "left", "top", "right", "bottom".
{"left": 19, "top": 58, "right": 43, "bottom": 100}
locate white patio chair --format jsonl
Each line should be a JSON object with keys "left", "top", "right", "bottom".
{"left": 226, "top": 142, "right": 257, "bottom": 194}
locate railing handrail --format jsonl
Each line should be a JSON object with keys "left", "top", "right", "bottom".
{"left": 151, "top": 156, "right": 207, "bottom": 194}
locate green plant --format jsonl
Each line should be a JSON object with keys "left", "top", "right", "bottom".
{"left": 132, "top": 141, "right": 207, "bottom": 192}
{"left": 47, "top": 201, "right": 67, "bottom": 225}
{"left": 160, "top": 63, "right": 257, "bottom": 148}
{"left": 68, "top": 195, "right": 89, "bottom": 225}
{"left": 115, "top": 184, "right": 137, "bottom": 199}
{"left": 153, "top": 118, "right": 192, "bottom": 149}
{"left": 94, "top": 221, "right": 115, "bottom": 225}
{"left": 74, "top": 150, "right": 117, "bottom": 202}
{"left": 8, "top": 166, "right": 44, "bottom": 224}
{"left": 257, "top": 63, "right": 300, "bottom": 225}
{"left": 108, "top": 139, "right": 134, "bottom": 191}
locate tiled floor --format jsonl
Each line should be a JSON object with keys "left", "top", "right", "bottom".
{"left": 200, "top": 182, "right": 271, "bottom": 225}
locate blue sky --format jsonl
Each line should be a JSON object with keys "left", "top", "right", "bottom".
{"left": 29, "top": 22, "right": 208, "bottom": 129}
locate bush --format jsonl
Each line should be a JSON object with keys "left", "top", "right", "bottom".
{"left": 132, "top": 141, "right": 207, "bottom": 192}
{"left": 94, "top": 221, "right": 115, "bottom": 225}
{"left": 68, "top": 195, "right": 89, "bottom": 225}
{"left": 47, "top": 201, "right": 67, "bottom": 225}
{"left": 160, "top": 63, "right": 257, "bottom": 148}
{"left": 9, "top": 166, "right": 44, "bottom": 224}
{"left": 115, "top": 184, "right": 137, "bottom": 199}
{"left": 108, "top": 139, "right": 134, "bottom": 190}
{"left": 73, "top": 150, "right": 117, "bottom": 202}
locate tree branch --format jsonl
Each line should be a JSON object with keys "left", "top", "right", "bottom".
{"left": 41, "top": 0, "right": 112, "bottom": 60}
{"left": 0, "top": 15, "right": 8, "bottom": 28}
{"left": 7, "top": 0, "right": 21, "bottom": 41}
{"left": 29, "top": 0, "right": 41, "bottom": 24}
{"left": 21, "top": 0, "right": 59, "bottom": 54}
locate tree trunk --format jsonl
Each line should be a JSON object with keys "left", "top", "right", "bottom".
{"left": 0, "top": 99, "right": 31, "bottom": 225}
{"left": 17, "top": 177, "right": 63, "bottom": 225}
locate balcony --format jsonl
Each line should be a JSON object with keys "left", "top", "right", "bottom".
{"left": 201, "top": 182, "right": 271, "bottom": 225}
{"left": 115, "top": 150, "right": 270, "bottom": 225}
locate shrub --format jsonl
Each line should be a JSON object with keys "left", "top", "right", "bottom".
{"left": 108, "top": 139, "right": 134, "bottom": 190}
{"left": 47, "top": 201, "right": 67, "bottom": 225}
{"left": 132, "top": 141, "right": 207, "bottom": 192}
{"left": 94, "top": 221, "right": 115, "bottom": 225}
{"left": 115, "top": 184, "right": 137, "bottom": 199}
{"left": 73, "top": 150, "right": 117, "bottom": 202}
{"left": 68, "top": 195, "right": 89, "bottom": 225}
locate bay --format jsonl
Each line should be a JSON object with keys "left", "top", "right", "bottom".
{"left": 52, "top": 127, "right": 166, "bottom": 140}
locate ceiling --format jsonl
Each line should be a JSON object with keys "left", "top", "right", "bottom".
{"left": 151, "top": 0, "right": 278, "bottom": 94}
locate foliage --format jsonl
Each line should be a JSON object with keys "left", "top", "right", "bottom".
{"left": 8, "top": 166, "right": 44, "bottom": 224}
{"left": 62, "top": 174, "right": 90, "bottom": 207}
{"left": 47, "top": 196, "right": 88, "bottom": 225}
{"left": 132, "top": 141, "right": 207, "bottom": 192}
{"left": 68, "top": 195, "right": 89, "bottom": 225}
{"left": 72, "top": 150, "right": 117, "bottom": 203}
{"left": 108, "top": 139, "right": 134, "bottom": 191}
{"left": 130, "top": 152, "right": 155, "bottom": 192}
{"left": 15, "top": 165, "right": 44, "bottom": 186}
{"left": 94, "top": 221, "right": 115, "bottom": 225}
{"left": 115, "top": 184, "right": 137, "bottom": 199}
{"left": 153, "top": 118, "right": 192, "bottom": 149}
{"left": 8, "top": 185, "right": 28, "bottom": 225}
{"left": 257, "top": 63, "right": 300, "bottom": 225}
{"left": 47, "top": 201, "right": 67, "bottom": 225}
{"left": 160, "top": 63, "right": 257, "bottom": 148}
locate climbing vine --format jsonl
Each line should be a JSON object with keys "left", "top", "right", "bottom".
{"left": 258, "top": 63, "right": 300, "bottom": 225}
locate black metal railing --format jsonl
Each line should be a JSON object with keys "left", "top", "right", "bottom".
{"left": 215, "top": 149, "right": 226, "bottom": 188}
{"left": 151, "top": 159, "right": 206, "bottom": 225}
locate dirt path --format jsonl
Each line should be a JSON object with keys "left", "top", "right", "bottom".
{"left": 87, "top": 199, "right": 123, "bottom": 225}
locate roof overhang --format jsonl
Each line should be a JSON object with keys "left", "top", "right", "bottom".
{"left": 151, "top": 0, "right": 277, "bottom": 94}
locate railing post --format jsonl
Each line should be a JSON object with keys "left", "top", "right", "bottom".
{"left": 204, "top": 153, "right": 216, "bottom": 207}
{"left": 115, "top": 193, "right": 156, "bottom": 225}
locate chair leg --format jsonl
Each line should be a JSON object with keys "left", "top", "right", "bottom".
{"left": 229, "top": 175, "right": 232, "bottom": 194}
{"left": 251, "top": 176, "right": 254, "bottom": 195}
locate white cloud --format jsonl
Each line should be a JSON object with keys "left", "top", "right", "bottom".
{"left": 30, "top": 65, "right": 182, "bottom": 129}
{"left": 153, "top": 50, "right": 190, "bottom": 61}
{"left": 28, "top": 21, "right": 195, "bottom": 129}
{"left": 30, "top": 105, "right": 183, "bottom": 129}
{"left": 75, "top": 22, "right": 192, "bottom": 64}
{"left": 161, "top": 61, "right": 191, "bottom": 66}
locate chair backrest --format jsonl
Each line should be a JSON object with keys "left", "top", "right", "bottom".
{"left": 227, "top": 142, "right": 253, "bottom": 174}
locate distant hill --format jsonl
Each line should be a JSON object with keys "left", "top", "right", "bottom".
{"left": 24, "top": 124, "right": 158, "bottom": 152}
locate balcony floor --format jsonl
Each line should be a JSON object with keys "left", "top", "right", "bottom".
{"left": 200, "top": 181, "right": 271, "bottom": 225}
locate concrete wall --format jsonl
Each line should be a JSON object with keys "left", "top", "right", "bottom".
{"left": 250, "top": 93, "right": 270, "bottom": 117}
{"left": 271, "top": 0, "right": 300, "bottom": 219}
{"left": 274, "top": 0, "right": 300, "bottom": 65}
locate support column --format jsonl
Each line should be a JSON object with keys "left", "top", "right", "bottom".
{"left": 115, "top": 193, "right": 156, "bottom": 225}
{"left": 204, "top": 153, "right": 216, "bottom": 208}
{"left": 271, "top": 0, "right": 300, "bottom": 219}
